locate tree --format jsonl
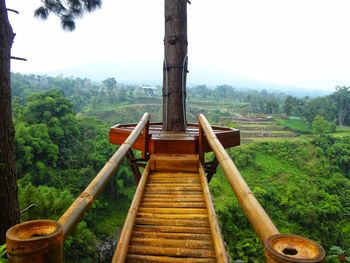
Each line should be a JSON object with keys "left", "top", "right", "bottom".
{"left": 0, "top": 0, "right": 19, "bottom": 244}
{"left": 312, "top": 115, "right": 333, "bottom": 134}
{"left": 0, "top": 0, "right": 101, "bottom": 243}
{"left": 34, "top": 0, "right": 102, "bottom": 31}
{"left": 303, "top": 97, "right": 336, "bottom": 124}
{"left": 162, "top": 0, "right": 188, "bottom": 131}
{"left": 331, "top": 86, "right": 350, "bottom": 127}
{"left": 102, "top": 78, "right": 117, "bottom": 90}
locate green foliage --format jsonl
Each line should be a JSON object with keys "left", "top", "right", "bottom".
{"left": 212, "top": 139, "right": 350, "bottom": 260}
{"left": 312, "top": 115, "right": 336, "bottom": 134}
{"left": 34, "top": 0, "right": 102, "bottom": 31}
{"left": 0, "top": 244, "right": 6, "bottom": 263}
{"left": 313, "top": 136, "right": 350, "bottom": 178}
{"left": 18, "top": 182, "right": 74, "bottom": 221}
{"left": 64, "top": 222, "right": 99, "bottom": 263}
{"left": 276, "top": 118, "right": 311, "bottom": 134}
{"left": 10, "top": 73, "right": 350, "bottom": 261}
{"left": 11, "top": 84, "right": 135, "bottom": 261}
{"left": 331, "top": 86, "right": 350, "bottom": 127}
{"left": 326, "top": 246, "right": 350, "bottom": 262}
{"left": 228, "top": 146, "right": 255, "bottom": 167}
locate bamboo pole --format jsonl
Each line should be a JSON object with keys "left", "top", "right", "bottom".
{"left": 58, "top": 112, "right": 150, "bottom": 239}
{"left": 198, "top": 113, "right": 279, "bottom": 242}
{"left": 198, "top": 114, "right": 325, "bottom": 262}
{"left": 112, "top": 163, "right": 151, "bottom": 262}
{"left": 199, "top": 164, "right": 229, "bottom": 263}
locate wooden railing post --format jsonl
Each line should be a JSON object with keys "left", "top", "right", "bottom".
{"left": 142, "top": 118, "right": 149, "bottom": 159}
{"left": 197, "top": 113, "right": 325, "bottom": 263}
{"left": 198, "top": 123, "right": 204, "bottom": 163}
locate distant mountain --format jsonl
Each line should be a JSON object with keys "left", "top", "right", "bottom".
{"left": 42, "top": 61, "right": 332, "bottom": 97}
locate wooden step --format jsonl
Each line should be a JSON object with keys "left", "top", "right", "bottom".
{"left": 130, "top": 237, "right": 214, "bottom": 249}
{"left": 126, "top": 254, "right": 217, "bottom": 263}
{"left": 136, "top": 213, "right": 208, "bottom": 220}
{"left": 150, "top": 154, "right": 199, "bottom": 172}
{"left": 131, "top": 231, "right": 213, "bottom": 241}
{"left": 135, "top": 218, "right": 210, "bottom": 227}
{"left": 113, "top": 156, "right": 228, "bottom": 263}
{"left": 128, "top": 245, "right": 216, "bottom": 258}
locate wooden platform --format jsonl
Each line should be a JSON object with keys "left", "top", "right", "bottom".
{"left": 109, "top": 122, "right": 240, "bottom": 155}
{"left": 113, "top": 155, "right": 229, "bottom": 262}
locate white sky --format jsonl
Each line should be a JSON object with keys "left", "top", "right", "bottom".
{"left": 8, "top": 0, "right": 350, "bottom": 91}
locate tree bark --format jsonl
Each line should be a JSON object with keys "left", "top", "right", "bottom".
{"left": 0, "top": 0, "right": 20, "bottom": 243}
{"left": 162, "top": 0, "right": 188, "bottom": 132}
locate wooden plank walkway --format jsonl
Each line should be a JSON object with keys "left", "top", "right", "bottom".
{"left": 113, "top": 155, "right": 229, "bottom": 263}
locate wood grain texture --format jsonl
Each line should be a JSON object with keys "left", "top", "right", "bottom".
{"left": 113, "top": 154, "right": 228, "bottom": 262}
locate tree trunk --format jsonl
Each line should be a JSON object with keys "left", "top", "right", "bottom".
{"left": 0, "top": 0, "right": 20, "bottom": 243}
{"left": 162, "top": 0, "right": 188, "bottom": 132}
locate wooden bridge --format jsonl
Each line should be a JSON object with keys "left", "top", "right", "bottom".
{"left": 113, "top": 154, "right": 229, "bottom": 262}
{"left": 6, "top": 113, "right": 325, "bottom": 263}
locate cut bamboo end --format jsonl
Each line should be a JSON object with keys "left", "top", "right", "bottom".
{"left": 265, "top": 234, "right": 325, "bottom": 263}
{"left": 6, "top": 220, "right": 63, "bottom": 263}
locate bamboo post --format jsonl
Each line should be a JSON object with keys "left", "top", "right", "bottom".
{"left": 6, "top": 220, "right": 63, "bottom": 263}
{"left": 197, "top": 114, "right": 325, "bottom": 262}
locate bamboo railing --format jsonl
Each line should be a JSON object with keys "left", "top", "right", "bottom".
{"left": 58, "top": 112, "right": 150, "bottom": 238}
{"left": 197, "top": 113, "right": 325, "bottom": 262}
{"left": 112, "top": 162, "right": 151, "bottom": 263}
{"left": 6, "top": 112, "right": 325, "bottom": 262}
{"left": 6, "top": 113, "right": 150, "bottom": 262}
{"left": 198, "top": 113, "right": 279, "bottom": 242}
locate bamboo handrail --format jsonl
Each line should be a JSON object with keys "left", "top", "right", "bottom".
{"left": 199, "top": 164, "right": 229, "bottom": 263}
{"left": 58, "top": 112, "right": 150, "bottom": 239}
{"left": 198, "top": 113, "right": 279, "bottom": 243}
{"left": 112, "top": 162, "right": 151, "bottom": 262}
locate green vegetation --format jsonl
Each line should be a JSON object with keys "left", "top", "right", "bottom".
{"left": 211, "top": 138, "right": 350, "bottom": 261}
{"left": 9, "top": 73, "right": 350, "bottom": 262}
{"left": 276, "top": 118, "right": 311, "bottom": 134}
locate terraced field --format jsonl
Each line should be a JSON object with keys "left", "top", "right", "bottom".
{"left": 220, "top": 117, "right": 297, "bottom": 143}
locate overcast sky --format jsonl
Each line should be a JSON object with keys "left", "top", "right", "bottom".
{"left": 8, "top": 0, "right": 350, "bottom": 91}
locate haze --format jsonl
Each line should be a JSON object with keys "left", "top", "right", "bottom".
{"left": 8, "top": 0, "right": 350, "bottom": 91}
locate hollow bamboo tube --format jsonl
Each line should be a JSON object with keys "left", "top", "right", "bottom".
{"left": 198, "top": 114, "right": 279, "bottom": 243}
{"left": 6, "top": 220, "right": 63, "bottom": 263}
{"left": 58, "top": 112, "right": 150, "bottom": 239}
{"left": 112, "top": 163, "right": 151, "bottom": 263}
{"left": 199, "top": 164, "right": 229, "bottom": 263}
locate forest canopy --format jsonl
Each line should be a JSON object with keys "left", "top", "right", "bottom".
{"left": 4, "top": 73, "right": 350, "bottom": 262}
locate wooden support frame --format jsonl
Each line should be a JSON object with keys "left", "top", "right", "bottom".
{"left": 126, "top": 150, "right": 142, "bottom": 184}
{"left": 204, "top": 157, "right": 219, "bottom": 182}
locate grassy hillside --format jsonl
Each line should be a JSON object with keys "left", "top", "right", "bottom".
{"left": 210, "top": 137, "right": 350, "bottom": 261}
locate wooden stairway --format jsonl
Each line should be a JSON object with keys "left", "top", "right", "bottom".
{"left": 113, "top": 154, "right": 229, "bottom": 263}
